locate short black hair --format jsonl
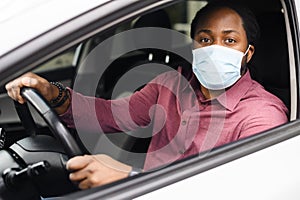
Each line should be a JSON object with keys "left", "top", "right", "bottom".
{"left": 190, "top": 0, "right": 260, "bottom": 46}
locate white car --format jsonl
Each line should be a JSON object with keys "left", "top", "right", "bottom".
{"left": 0, "top": 0, "right": 300, "bottom": 199}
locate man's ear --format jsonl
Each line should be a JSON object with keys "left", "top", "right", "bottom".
{"left": 246, "top": 45, "right": 255, "bottom": 63}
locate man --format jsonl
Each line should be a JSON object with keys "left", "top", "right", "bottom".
{"left": 5, "top": 1, "right": 288, "bottom": 189}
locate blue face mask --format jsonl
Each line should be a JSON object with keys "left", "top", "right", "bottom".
{"left": 192, "top": 45, "right": 250, "bottom": 90}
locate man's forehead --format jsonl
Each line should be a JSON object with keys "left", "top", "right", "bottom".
{"left": 195, "top": 8, "right": 244, "bottom": 31}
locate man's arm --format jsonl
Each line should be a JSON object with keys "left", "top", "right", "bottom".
{"left": 60, "top": 82, "right": 159, "bottom": 134}
{"left": 239, "top": 102, "right": 288, "bottom": 139}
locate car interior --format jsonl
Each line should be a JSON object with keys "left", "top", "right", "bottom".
{"left": 0, "top": 0, "right": 294, "bottom": 199}
{"left": 67, "top": 0, "right": 292, "bottom": 167}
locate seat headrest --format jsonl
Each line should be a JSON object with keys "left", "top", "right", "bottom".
{"left": 249, "top": 12, "right": 290, "bottom": 108}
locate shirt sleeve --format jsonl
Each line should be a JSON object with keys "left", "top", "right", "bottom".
{"left": 239, "top": 100, "right": 288, "bottom": 139}
{"left": 60, "top": 82, "right": 160, "bottom": 133}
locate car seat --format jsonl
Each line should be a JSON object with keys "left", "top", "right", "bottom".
{"left": 93, "top": 9, "right": 175, "bottom": 168}
{"left": 249, "top": 11, "right": 290, "bottom": 112}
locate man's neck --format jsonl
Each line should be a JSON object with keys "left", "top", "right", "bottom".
{"left": 200, "top": 85, "right": 224, "bottom": 100}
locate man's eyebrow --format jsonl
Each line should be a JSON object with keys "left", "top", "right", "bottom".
{"left": 196, "top": 29, "right": 240, "bottom": 35}
{"left": 196, "top": 29, "right": 212, "bottom": 35}
{"left": 222, "top": 30, "right": 240, "bottom": 34}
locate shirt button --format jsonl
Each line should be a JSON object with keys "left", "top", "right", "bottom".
{"left": 179, "top": 149, "right": 185, "bottom": 155}
{"left": 181, "top": 120, "right": 187, "bottom": 125}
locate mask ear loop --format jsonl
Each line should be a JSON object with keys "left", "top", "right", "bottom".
{"left": 241, "top": 45, "right": 251, "bottom": 75}
{"left": 244, "top": 45, "right": 251, "bottom": 56}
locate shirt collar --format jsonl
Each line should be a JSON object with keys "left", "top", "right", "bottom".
{"left": 186, "top": 70, "right": 253, "bottom": 111}
{"left": 217, "top": 71, "right": 253, "bottom": 111}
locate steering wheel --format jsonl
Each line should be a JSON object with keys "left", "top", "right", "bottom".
{"left": 16, "top": 87, "right": 83, "bottom": 158}
{"left": 0, "top": 87, "right": 83, "bottom": 199}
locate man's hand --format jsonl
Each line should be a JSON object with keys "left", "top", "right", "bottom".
{"left": 5, "top": 72, "right": 70, "bottom": 114}
{"left": 66, "top": 154, "right": 132, "bottom": 189}
{"left": 5, "top": 72, "right": 55, "bottom": 104}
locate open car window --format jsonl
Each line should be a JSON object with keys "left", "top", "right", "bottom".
{"left": 64, "top": 0, "right": 292, "bottom": 168}
{"left": 66, "top": 0, "right": 298, "bottom": 198}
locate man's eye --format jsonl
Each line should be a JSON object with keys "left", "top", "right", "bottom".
{"left": 200, "top": 38, "right": 211, "bottom": 43}
{"left": 225, "top": 38, "right": 236, "bottom": 43}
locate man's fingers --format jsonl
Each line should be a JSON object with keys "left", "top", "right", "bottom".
{"left": 66, "top": 155, "right": 91, "bottom": 171}
{"left": 5, "top": 79, "right": 25, "bottom": 103}
{"left": 5, "top": 73, "right": 46, "bottom": 104}
{"left": 67, "top": 155, "right": 104, "bottom": 189}
{"left": 66, "top": 154, "right": 131, "bottom": 189}
{"left": 77, "top": 178, "right": 92, "bottom": 190}
{"left": 21, "top": 76, "right": 38, "bottom": 87}
{"left": 67, "top": 156, "right": 98, "bottom": 189}
{"left": 69, "top": 168, "right": 90, "bottom": 182}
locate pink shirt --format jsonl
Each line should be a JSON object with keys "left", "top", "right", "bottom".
{"left": 61, "top": 67, "right": 288, "bottom": 170}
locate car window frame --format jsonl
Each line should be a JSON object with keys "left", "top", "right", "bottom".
{"left": 0, "top": 0, "right": 173, "bottom": 87}
{"left": 283, "top": 0, "right": 300, "bottom": 119}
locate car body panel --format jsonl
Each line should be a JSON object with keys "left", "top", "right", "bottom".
{"left": 294, "top": 0, "right": 300, "bottom": 18}
{"left": 136, "top": 135, "right": 300, "bottom": 200}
